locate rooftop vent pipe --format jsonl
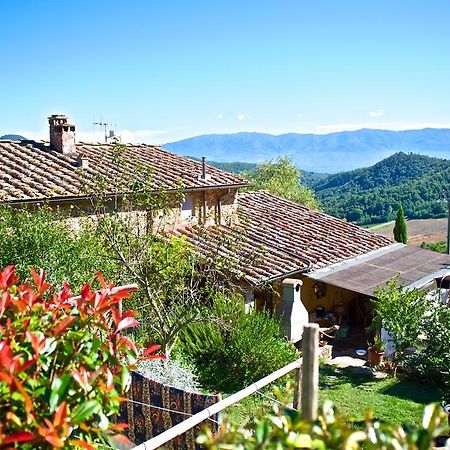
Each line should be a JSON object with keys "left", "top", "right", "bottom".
{"left": 77, "top": 153, "right": 89, "bottom": 169}
{"left": 197, "top": 156, "right": 210, "bottom": 180}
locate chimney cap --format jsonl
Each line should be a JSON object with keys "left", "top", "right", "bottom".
{"left": 77, "top": 153, "right": 89, "bottom": 169}
{"left": 48, "top": 114, "right": 68, "bottom": 120}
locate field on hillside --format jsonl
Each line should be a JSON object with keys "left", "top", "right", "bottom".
{"left": 371, "top": 218, "right": 447, "bottom": 246}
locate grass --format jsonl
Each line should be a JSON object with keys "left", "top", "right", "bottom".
{"left": 221, "top": 364, "right": 440, "bottom": 429}
{"left": 364, "top": 220, "right": 394, "bottom": 230}
{"left": 320, "top": 365, "right": 440, "bottom": 427}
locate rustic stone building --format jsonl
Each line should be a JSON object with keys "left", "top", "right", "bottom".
{"left": 0, "top": 115, "right": 249, "bottom": 228}
{"left": 1, "top": 114, "right": 449, "bottom": 342}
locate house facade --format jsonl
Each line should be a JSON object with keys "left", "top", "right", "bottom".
{"left": 176, "top": 191, "right": 450, "bottom": 341}
{"left": 0, "top": 115, "right": 249, "bottom": 228}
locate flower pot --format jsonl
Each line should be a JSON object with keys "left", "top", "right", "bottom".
{"left": 443, "top": 404, "right": 450, "bottom": 427}
{"left": 368, "top": 347, "right": 384, "bottom": 365}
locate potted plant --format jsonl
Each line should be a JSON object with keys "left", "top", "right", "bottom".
{"left": 368, "top": 334, "right": 386, "bottom": 365}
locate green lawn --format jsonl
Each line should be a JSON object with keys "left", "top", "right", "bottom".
{"left": 222, "top": 364, "right": 440, "bottom": 429}
{"left": 320, "top": 365, "right": 440, "bottom": 427}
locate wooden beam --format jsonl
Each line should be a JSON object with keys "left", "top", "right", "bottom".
{"left": 301, "top": 323, "right": 319, "bottom": 421}
{"left": 293, "top": 366, "right": 302, "bottom": 410}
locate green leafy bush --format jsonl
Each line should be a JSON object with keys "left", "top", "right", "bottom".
{"left": 372, "top": 279, "right": 428, "bottom": 367}
{"left": 373, "top": 279, "right": 450, "bottom": 402}
{"left": 198, "top": 401, "right": 449, "bottom": 449}
{"left": 0, "top": 206, "right": 117, "bottom": 289}
{"left": 176, "top": 295, "right": 298, "bottom": 393}
{"left": 408, "top": 300, "right": 450, "bottom": 402}
{"left": 420, "top": 241, "right": 446, "bottom": 253}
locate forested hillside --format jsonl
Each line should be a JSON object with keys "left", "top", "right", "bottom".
{"left": 315, "top": 152, "right": 450, "bottom": 224}
{"left": 203, "top": 152, "right": 450, "bottom": 226}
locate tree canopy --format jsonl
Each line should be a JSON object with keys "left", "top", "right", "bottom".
{"left": 315, "top": 152, "right": 450, "bottom": 225}
{"left": 246, "top": 156, "right": 319, "bottom": 209}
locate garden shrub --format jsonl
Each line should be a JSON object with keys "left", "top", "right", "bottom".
{"left": 373, "top": 279, "right": 450, "bottom": 402}
{"left": 176, "top": 294, "right": 298, "bottom": 393}
{"left": 0, "top": 265, "right": 162, "bottom": 449}
{"left": 372, "top": 279, "right": 428, "bottom": 366}
{"left": 0, "top": 206, "right": 118, "bottom": 289}
{"left": 408, "top": 300, "right": 450, "bottom": 402}
{"left": 198, "top": 400, "right": 449, "bottom": 449}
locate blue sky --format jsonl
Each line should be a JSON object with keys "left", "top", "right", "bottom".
{"left": 1, "top": 0, "right": 450, "bottom": 143}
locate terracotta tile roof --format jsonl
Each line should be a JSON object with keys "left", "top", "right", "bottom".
{"left": 173, "top": 223, "right": 310, "bottom": 285}
{"left": 174, "top": 190, "right": 394, "bottom": 285}
{"left": 237, "top": 191, "right": 393, "bottom": 269}
{"left": 0, "top": 140, "right": 249, "bottom": 203}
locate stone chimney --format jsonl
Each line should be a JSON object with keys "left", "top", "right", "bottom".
{"left": 48, "top": 115, "right": 76, "bottom": 154}
{"left": 277, "top": 279, "right": 309, "bottom": 343}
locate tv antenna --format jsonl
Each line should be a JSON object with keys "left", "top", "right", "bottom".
{"left": 93, "top": 120, "right": 109, "bottom": 143}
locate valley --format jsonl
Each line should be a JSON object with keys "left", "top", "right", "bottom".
{"left": 369, "top": 218, "right": 447, "bottom": 246}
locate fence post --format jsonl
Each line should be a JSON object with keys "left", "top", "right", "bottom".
{"left": 293, "top": 366, "right": 302, "bottom": 410}
{"left": 301, "top": 323, "right": 319, "bottom": 421}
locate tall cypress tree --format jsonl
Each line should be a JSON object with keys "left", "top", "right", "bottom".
{"left": 393, "top": 203, "right": 408, "bottom": 244}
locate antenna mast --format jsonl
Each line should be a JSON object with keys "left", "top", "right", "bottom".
{"left": 93, "top": 120, "right": 109, "bottom": 143}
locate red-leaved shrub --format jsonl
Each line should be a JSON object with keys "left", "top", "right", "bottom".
{"left": 0, "top": 265, "right": 162, "bottom": 449}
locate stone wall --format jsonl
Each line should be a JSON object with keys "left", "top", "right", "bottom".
{"left": 31, "top": 187, "right": 239, "bottom": 232}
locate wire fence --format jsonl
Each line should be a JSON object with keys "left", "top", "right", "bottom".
{"left": 130, "top": 324, "right": 320, "bottom": 450}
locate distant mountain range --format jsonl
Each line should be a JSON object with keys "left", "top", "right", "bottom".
{"left": 0, "top": 134, "right": 26, "bottom": 141}
{"left": 164, "top": 128, "right": 450, "bottom": 173}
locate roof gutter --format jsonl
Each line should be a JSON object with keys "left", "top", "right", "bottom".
{"left": 3, "top": 183, "right": 252, "bottom": 207}
{"left": 254, "top": 266, "right": 311, "bottom": 287}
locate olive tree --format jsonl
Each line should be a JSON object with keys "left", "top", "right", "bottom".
{"left": 81, "top": 144, "right": 251, "bottom": 358}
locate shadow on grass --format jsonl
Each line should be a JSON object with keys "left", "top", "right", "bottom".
{"left": 320, "top": 364, "right": 378, "bottom": 388}
{"left": 380, "top": 378, "right": 440, "bottom": 403}
{"left": 320, "top": 364, "right": 440, "bottom": 405}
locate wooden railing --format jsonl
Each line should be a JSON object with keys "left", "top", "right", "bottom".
{"left": 131, "top": 323, "right": 320, "bottom": 450}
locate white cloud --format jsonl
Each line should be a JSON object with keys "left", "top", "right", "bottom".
{"left": 118, "top": 129, "right": 174, "bottom": 143}
{"left": 14, "top": 127, "right": 188, "bottom": 145}
{"left": 217, "top": 114, "right": 224, "bottom": 119}
{"left": 369, "top": 110, "right": 384, "bottom": 118}
{"left": 297, "top": 113, "right": 304, "bottom": 118}
{"left": 236, "top": 113, "right": 253, "bottom": 121}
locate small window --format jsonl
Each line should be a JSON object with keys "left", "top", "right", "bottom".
{"left": 181, "top": 194, "right": 194, "bottom": 219}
